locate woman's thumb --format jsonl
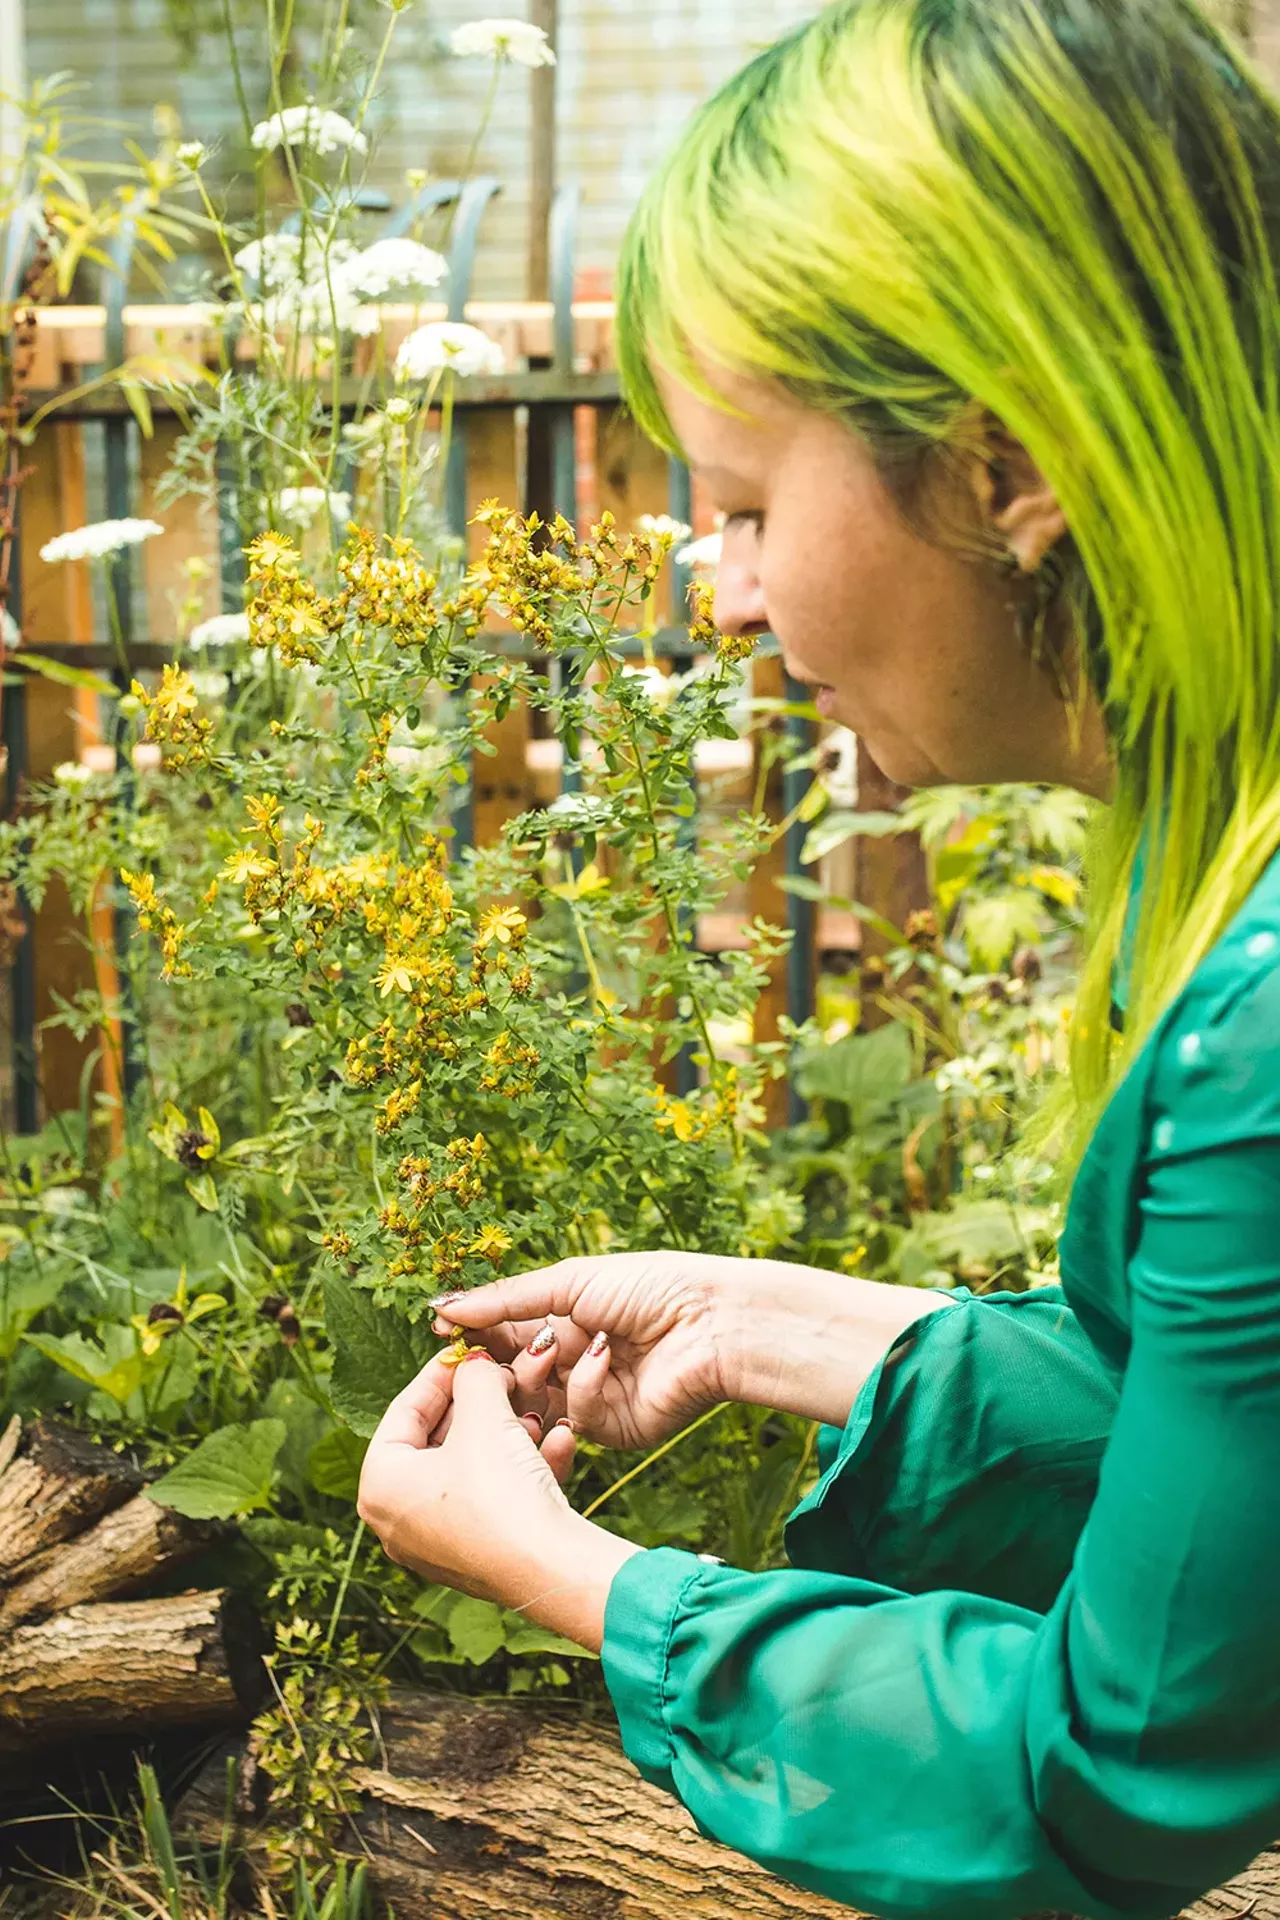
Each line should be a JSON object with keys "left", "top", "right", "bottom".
{"left": 449, "top": 1348, "right": 519, "bottom": 1425}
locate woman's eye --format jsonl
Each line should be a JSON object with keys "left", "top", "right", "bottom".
{"left": 724, "top": 511, "right": 764, "bottom": 532}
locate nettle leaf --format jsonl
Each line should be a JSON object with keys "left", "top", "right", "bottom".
{"left": 962, "top": 891, "right": 1043, "bottom": 970}
{"left": 307, "top": 1425, "right": 368, "bottom": 1500}
{"left": 146, "top": 1418, "right": 287, "bottom": 1519}
{"left": 324, "top": 1269, "right": 426, "bottom": 1438}
{"left": 502, "top": 1620, "right": 596, "bottom": 1660}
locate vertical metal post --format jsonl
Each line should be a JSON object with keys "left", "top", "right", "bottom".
{"left": 783, "top": 671, "right": 815, "bottom": 1124}
{"left": 103, "top": 227, "right": 143, "bottom": 1102}
{"left": 4, "top": 509, "right": 36, "bottom": 1136}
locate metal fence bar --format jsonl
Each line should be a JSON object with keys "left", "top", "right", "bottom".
{"left": 4, "top": 502, "right": 37, "bottom": 1136}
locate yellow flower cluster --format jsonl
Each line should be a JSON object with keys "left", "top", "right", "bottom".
{"left": 120, "top": 866, "right": 192, "bottom": 978}
{"left": 687, "top": 579, "right": 755, "bottom": 664}
{"left": 478, "top": 1027, "right": 540, "bottom": 1098}
{"left": 246, "top": 531, "right": 331, "bottom": 665}
{"left": 652, "top": 1068, "right": 741, "bottom": 1144}
{"left": 379, "top": 1135, "right": 511, "bottom": 1282}
{"left": 131, "top": 666, "right": 214, "bottom": 770}
{"left": 333, "top": 528, "right": 440, "bottom": 649}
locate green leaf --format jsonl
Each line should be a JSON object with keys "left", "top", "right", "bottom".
{"left": 307, "top": 1425, "right": 368, "bottom": 1500}
{"left": 441, "top": 1595, "right": 508, "bottom": 1664}
{"left": 24, "top": 1325, "right": 147, "bottom": 1408}
{"left": 794, "top": 1021, "right": 914, "bottom": 1112}
{"left": 962, "top": 891, "right": 1043, "bottom": 970}
{"left": 501, "top": 1618, "right": 596, "bottom": 1660}
{"left": 185, "top": 1172, "right": 218, "bottom": 1212}
{"left": 323, "top": 1269, "right": 426, "bottom": 1438}
{"left": 0, "top": 1259, "right": 66, "bottom": 1361}
{"left": 899, "top": 1201, "right": 1056, "bottom": 1285}
{"left": 800, "top": 810, "right": 903, "bottom": 865}
{"left": 12, "top": 653, "right": 120, "bottom": 698}
{"left": 146, "top": 1419, "right": 287, "bottom": 1520}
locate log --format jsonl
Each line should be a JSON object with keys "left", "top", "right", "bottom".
{"left": 175, "top": 1687, "right": 1280, "bottom": 1920}
{"left": 0, "top": 1418, "right": 142, "bottom": 1583}
{"left": 0, "top": 1590, "right": 264, "bottom": 1755}
{"left": 0, "top": 1492, "right": 221, "bottom": 1633}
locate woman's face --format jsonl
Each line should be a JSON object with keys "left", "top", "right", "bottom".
{"left": 659, "top": 366, "right": 1113, "bottom": 799}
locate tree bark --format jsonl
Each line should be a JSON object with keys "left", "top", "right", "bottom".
{"left": 0, "top": 1416, "right": 142, "bottom": 1583}
{"left": 0, "top": 1590, "right": 264, "bottom": 1755}
{"left": 0, "top": 1491, "right": 221, "bottom": 1633}
{"left": 176, "top": 1688, "right": 1280, "bottom": 1920}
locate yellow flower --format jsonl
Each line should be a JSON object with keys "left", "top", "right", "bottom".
{"left": 152, "top": 664, "right": 199, "bottom": 721}
{"left": 244, "top": 793, "right": 283, "bottom": 834}
{"left": 246, "top": 530, "right": 300, "bottom": 578}
{"left": 222, "top": 849, "right": 277, "bottom": 885}
{"left": 469, "top": 1225, "right": 512, "bottom": 1265}
{"left": 475, "top": 905, "right": 527, "bottom": 950}
{"left": 374, "top": 958, "right": 418, "bottom": 996}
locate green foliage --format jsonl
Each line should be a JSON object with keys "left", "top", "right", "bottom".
{"left": 147, "top": 1417, "right": 287, "bottom": 1518}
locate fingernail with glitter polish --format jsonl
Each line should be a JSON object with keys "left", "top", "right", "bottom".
{"left": 587, "top": 1331, "right": 610, "bottom": 1359}
{"left": 428, "top": 1291, "right": 465, "bottom": 1313}
{"left": 526, "top": 1325, "right": 557, "bottom": 1357}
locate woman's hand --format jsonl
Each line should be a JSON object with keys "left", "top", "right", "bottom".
{"left": 431, "top": 1250, "right": 734, "bottom": 1451}
{"left": 431, "top": 1251, "right": 954, "bottom": 1449}
{"left": 357, "top": 1348, "right": 639, "bottom": 1651}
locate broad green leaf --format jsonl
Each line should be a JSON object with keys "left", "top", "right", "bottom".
{"left": 898, "top": 1201, "right": 1056, "bottom": 1285}
{"left": 307, "top": 1425, "right": 368, "bottom": 1500}
{"left": 0, "top": 1259, "right": 66, "bottom": 1361}
{"left": 145, "top": 1418, "right": 287, "bottom": 1519}
{"left": 795, "top": 1021, "right": 914, "bottom": 1112}
{"left": 800, "top": 810, "right": 903, "bottom": 865}
{"left": 24, "top": 1325, "right": 147, "bottom": 1408}
{"left": 323, "top": 1269, "right": 426, "bottom": 1438}
{"left": 502, "top": 1619, "right": 596, "bottom": 1660}
{"left": 963, "top": 891, "right": 1043, "bottom": 970}
{"left": 440, "top": 1594, "right": 507, "bottom": 1665}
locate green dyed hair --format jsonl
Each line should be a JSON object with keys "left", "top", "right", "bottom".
{"left": 618, "top": 0, "right": 1280, "bottom": 1154}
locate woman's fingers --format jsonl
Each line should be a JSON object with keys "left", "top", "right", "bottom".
{"left": 563, "top": 1330, "right": 614, "bottom": 1436}
{"left": 370, "top": 1356, "right": 455, "bottom": 1453}
{"left": 428, "top": 1262, "right": 594, "bottom": 1348}
{"left": 540, "top": 1419, "right": 577, "bottom": 1488}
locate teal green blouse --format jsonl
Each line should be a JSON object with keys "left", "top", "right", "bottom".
{"left": 601, "top": 853, "right": 1280, "bottom": 1920}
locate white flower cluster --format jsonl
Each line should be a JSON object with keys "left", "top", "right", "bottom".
{"left": 336, "top": 237, "right": 448, "bottom": 301}
{"left": 188, "top": 611, "right": 250, "bottom": 650}
{"left": 449, "top": 19, "right": 556, "bottom": 66}
{"left": 934, "top": 1045, "right": 1006, "bottom": 1098}
{"left": 250, "top": 103, "right": 368, "bottom": 158}
{"left": 53, "top": 761, "right": 97, "bottom": 790}
{"left": 395, "top": 320, "right": 505, "bottom": 381}
{"left": 40, "top": 519, "right": 165, "bottom": 565}
{"left": 675, "top": 531, "right": 723, "bottom": 572}
{"left": 278, "top": 486, "right": 352, "bottom": 528}
{"left": 235, "top": 235, "right": 450, "bottom": 341}
{"left": 636, "top": 514, "right": 692, "bottom": 543}
{"left": 622, "top": 664, "right": 679, "bottom": 706}
{"left": 1, "top": 608, "right": 19, "bottom": 649}
{"left": 176, "top": 141, "right": 207, "bottom": 170}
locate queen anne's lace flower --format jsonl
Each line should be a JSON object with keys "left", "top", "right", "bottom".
{"left": 176, "top": 141, "right": 206, "bottom": 169}
{"left": 53, "top": 761, "right": 96, "bottom": 790}
{"left": 40, "top": 519, "right": 165, "bottom": 564}
{"left": 250, "top": 103, "right": 368, "bottom": 157}
{"left": 336, "top": 238, "right": 449, "bottom": 301}
{"left": 637, "top": 514, "right": 692, "bottom": 543}
{"left": 188, "top": 612, "right": 250, "bottom": 650}
{"left": 675, "top": 531, "right": 723, "bottom": 572}
{"left": 395, "top": 321, "right": 506, "bottom": 381}
{"left": 450, "top": 18, "right": 556, "bottom": 65}
{"left": 278, "top": 487, "right": 352, "bottom": 527}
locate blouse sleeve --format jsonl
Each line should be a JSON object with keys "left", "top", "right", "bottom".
{"left": 600, "top": 978, "right": 1280, "bottom": 1920}
{"left": 786, "top": 1285, "right": 1117, "bottom": 1613}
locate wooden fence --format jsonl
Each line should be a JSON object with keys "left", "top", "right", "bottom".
{"left": 1, "top": 188, "right": 923, "bottom": 1134}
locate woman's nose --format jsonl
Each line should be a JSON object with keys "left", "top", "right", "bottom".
{"left": 713, "top": 529, "right": 770, "bottom": 639}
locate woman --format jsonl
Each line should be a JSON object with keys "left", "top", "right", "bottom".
{"left": 357, "top": 2, "right": 1280, "bottom": 1914}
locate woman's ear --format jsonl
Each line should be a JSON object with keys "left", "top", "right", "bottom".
{"left": 968, "top": 423, "right": 1068, "bottom": 574}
